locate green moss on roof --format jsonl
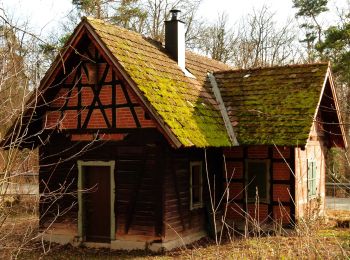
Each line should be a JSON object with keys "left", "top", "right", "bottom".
{"left": 84, "top": 18, "right": 328, "bottom": 147}
{"left": 214, "top": 63, "right": 329, "bottom": 146}
{"left": 86, "top": 17, "right": 231, "bottom": 147}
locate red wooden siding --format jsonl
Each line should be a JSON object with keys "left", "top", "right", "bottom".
{"left": 43, "top": 42, "right": 156, "bottom": 140}
{"left": 223, "top": 145, "right": 295, "bottom": 226}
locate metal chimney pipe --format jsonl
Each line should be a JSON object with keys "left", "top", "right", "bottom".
{"left": 170, "top": 9, "right": 181, "bottom": 20}
{"left": 165, "top": 9, "right": 185, "bottom": 71}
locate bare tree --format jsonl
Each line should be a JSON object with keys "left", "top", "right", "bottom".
{"left": 190, "top": 6, "right": 299, "bottom": 66}
{"left": 143, "top": 0, "right": 202, "bottom": 42}
{"left": 232, "top": 6, "right": 299, "bottom": 68}
{"left": 0, "top": 8, "right": 83, "bottom": 258}
{"left": 192, "top": 12, "right": 237, "bottom": 63}
{"left": 72, "top": 0, "right": 117, "bottom": 19}
{"left": 70, "top": 0, "right": 203, "bottom": 43}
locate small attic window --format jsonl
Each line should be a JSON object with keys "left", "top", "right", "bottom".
{"left": 86, "top": 63, "right": 97, "bottom": 84}
{"left": 144, "top": 112, "right": 151, "bottom": 120}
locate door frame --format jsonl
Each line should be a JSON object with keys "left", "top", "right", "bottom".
{"left": 77, "top": 160, "right": 116, "bottom": 241}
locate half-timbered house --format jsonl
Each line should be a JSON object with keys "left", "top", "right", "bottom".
{"left": 2, "top": 10, "right": 347, "bottom": 250}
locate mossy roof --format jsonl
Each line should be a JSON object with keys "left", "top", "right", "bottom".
{"left": 213, "top": 63, "right": 329, "bottom": 146}
{"left": 86, "top": 17, "right": 232, "bottom": 147}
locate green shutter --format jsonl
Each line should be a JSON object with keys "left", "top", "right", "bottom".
{"left": 307, "top": 161, "right": 312, "bottom": 197}
{"left": 307, "top": 160, "right": 317, "bottom": 198}
{"left": 312, "top": 161, "right": 317, "bottom": 195}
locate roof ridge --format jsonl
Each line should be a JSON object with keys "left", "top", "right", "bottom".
{"left": 186, "top": 50, "right": 232, "bottom": 68}
{"left": 85, "top": 16, "right": 147, "bottom": 39}
{"left": 85, "top": 17, "right": 232, "bottom": 69}
{"left": 215, "top": 62, "right": 329, "bottom": 74}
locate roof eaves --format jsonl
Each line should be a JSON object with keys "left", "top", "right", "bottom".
{"left": 326, "top": 65, "right": 348, "bottom": 148}
{"left": 304, "top": 63, "right": 331, "bottom": 146}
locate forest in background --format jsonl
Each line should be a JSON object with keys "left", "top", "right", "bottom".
{"left": 0, "top": 0, "right": 350, "bottom": 258}
{"left": 2, "top": 0, "right": 350, "bottom": 181}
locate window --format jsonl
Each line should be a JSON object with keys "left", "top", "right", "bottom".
{"left": 246, "top": 160, "right": 270, "bottom": 203}
{"left": 308, "top": 159, "right": 317, "bottom": 198}
{"left": 190, "top": 161, "right": 203, "bottom": 210}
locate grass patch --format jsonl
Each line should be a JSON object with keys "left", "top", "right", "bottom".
{"left": 14, "top": 227, "right": 350, "bottom": 259}
{"left": 1, "top": 209, "right": 349, "bottom": 259}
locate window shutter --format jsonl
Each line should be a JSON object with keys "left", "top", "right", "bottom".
{"left": 307, "top": 161, "right": 312, "bottom": 197}
{"left": 307, "top": 160, "right": 317, "bottom": 197}
{"left": 312, "top": 161, "right": 317, "bottom": 195}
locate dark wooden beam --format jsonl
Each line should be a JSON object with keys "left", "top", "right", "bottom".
{"left": 77, "top": 64, "right": 82, "bottom": 129}
{"left": 268, "top": 146, "right": 273, "bottom": 218}
{"left": 154, "top": 146, "right": 164, "bottom": 237}
{"left": 120, "top": 81, "right": 141, "bottom": 128}
{"left": 60, "top": 128, "right": 152, "bottom": 134}
{"left": 48, "top": 103, "right": 141, "bottom": 111}
{"left": 243, "top": 146, "right": 247, "bottom": 215}
{"left": 81, "top": 62, "right": 112, "bottom": 129}
{"left": 84, "top": 48, "right": 94, "bottom": 60}
{"left": 99, "top": 63, "right": 110, "bottom": 85}
{"left": 60, "top": 80, "right": 121, "bottom": 87}
{"left": 290, "top": 147, "right": 296, "bottom": 224}
{"left": 112, "top": 70, "right": 116, "bottom": 128}
{"left": 58, "top": 69, "right": 80, "bottom": 125}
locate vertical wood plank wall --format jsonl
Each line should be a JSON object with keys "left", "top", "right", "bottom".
{"left": 39, "top": 131, "right": 164, "bottom": 240}
{"left": 162, "top": 148, "right": 223, "bottom": 241}
{"left": 39, "top": 136, "right": 223, "bottom": 242}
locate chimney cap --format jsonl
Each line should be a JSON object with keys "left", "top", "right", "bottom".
{"left": 170, "top": 9, "right": 181, "bottom": 21}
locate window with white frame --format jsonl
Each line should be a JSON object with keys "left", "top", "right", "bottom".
{"left": 307, "top": 159, "right": 317, "bottom": 198}
{"left": 190, "top": 161, "right": 203, "bottom": 210}
{"left": 246, "top": 159, "right": 270, "bottom": 203}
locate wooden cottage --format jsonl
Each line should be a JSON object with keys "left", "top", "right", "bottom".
{"left": 2, "top": 11, "right": 347, "bottom": 250}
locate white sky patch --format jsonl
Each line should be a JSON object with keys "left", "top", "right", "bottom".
{"left": 1, "top": 0, "right": 349, "bottom": 37}
{"left": 2, "top": 0, "right": 72, "bottom": 35}
{"left": 199, "top": 0, "right": 296, "bottom": 24}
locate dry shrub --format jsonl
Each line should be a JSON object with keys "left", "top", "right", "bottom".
{"left": 0, "top": 195, "right": 39, "bottom": 259}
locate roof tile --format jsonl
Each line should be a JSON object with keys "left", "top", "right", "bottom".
{"left": 87, "top": 17, "right": 232, "bottom": 147}
{"left": 213, "top": 63, "right": 329, "bottom": 146}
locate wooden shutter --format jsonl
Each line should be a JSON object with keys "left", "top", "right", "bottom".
{"left": 307, "top": 160, "right": 317, "bottom": 197}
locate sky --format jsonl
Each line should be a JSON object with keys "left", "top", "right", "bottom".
{"left": 1, "top": 0, "right": 349, "bottom": 37}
